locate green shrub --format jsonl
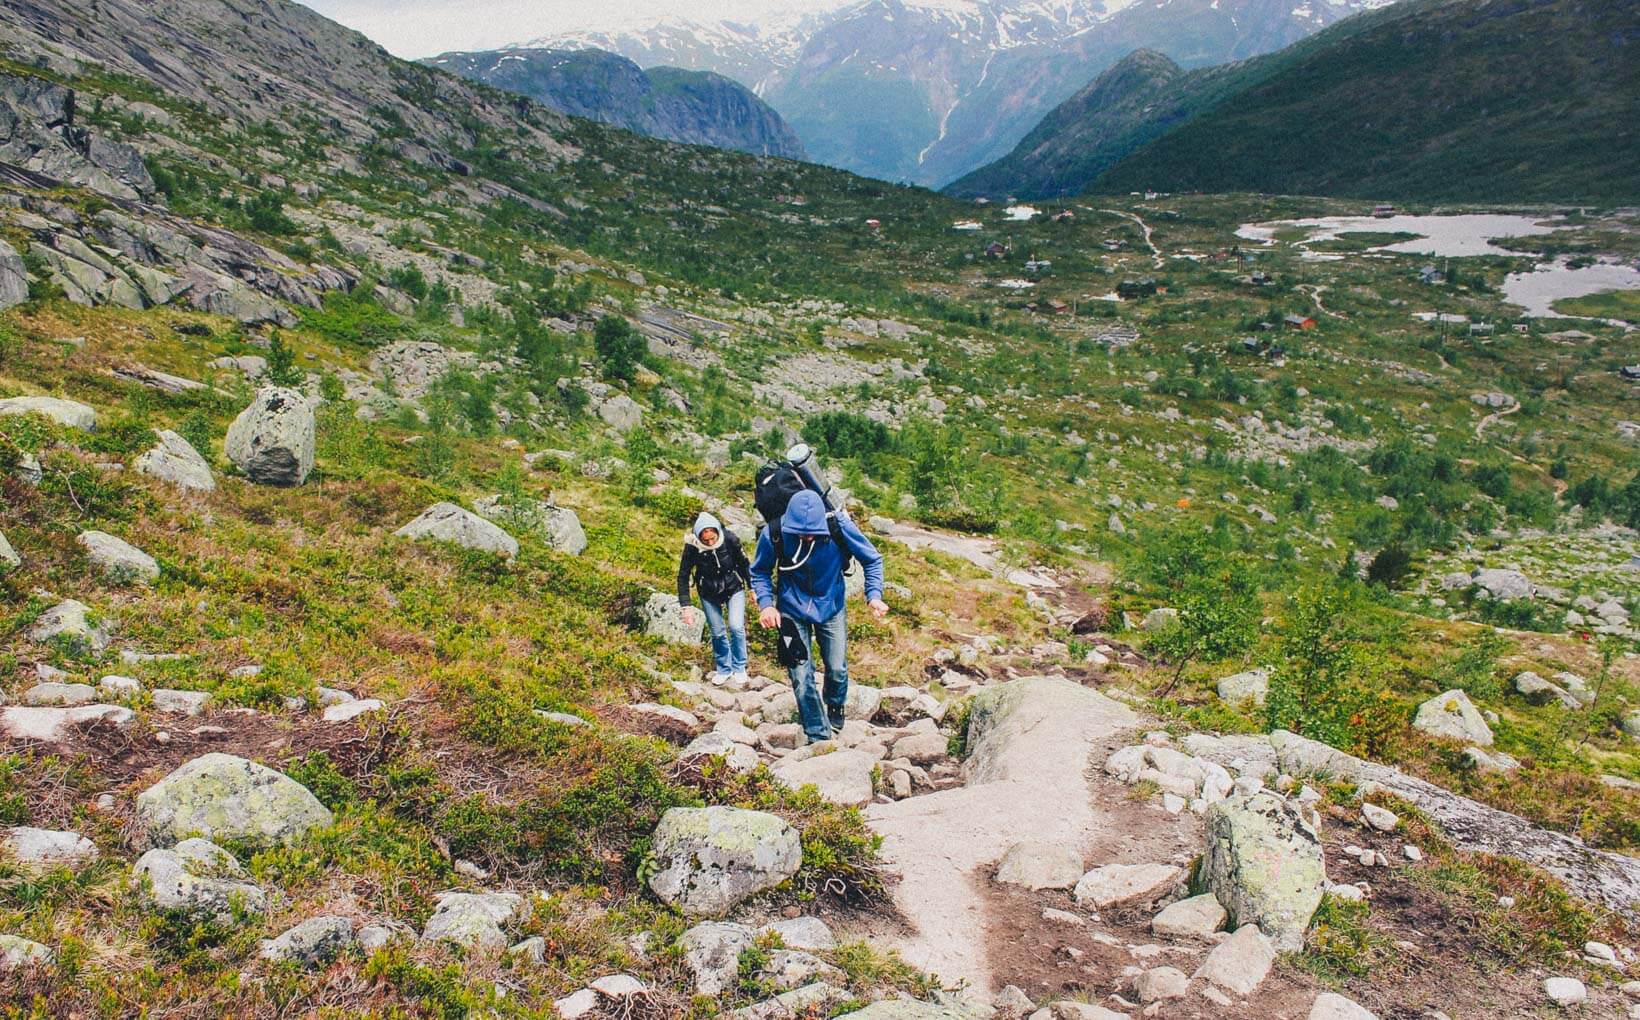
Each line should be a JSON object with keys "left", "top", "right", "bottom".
{"left": 594, "top": 315, "right": 645, "bottom": 382}
{"left": 1266, "top": 582, "right": 1393, "bottom": 754}
{"left": 803, "top": 411, "right": 893, "bottom": 459}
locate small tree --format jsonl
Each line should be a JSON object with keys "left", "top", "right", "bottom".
{"left": 265, "top": 332, "right": 303, "bottom": 387}
{"left": 1266, "top": 583, "right": 1389, "bottom": 752}
{"left": 594, "top": 315, "right": 645, "bottom": 382}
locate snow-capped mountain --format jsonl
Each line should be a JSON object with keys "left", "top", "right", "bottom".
{"left": 524, "top": 0, "right": 1398, "bottom": 186}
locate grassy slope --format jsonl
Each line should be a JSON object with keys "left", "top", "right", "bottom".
{"left": 0, "top": 2, "right": 1638, "bottom": 1013}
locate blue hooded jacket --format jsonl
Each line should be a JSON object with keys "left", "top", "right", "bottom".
{"left": 750, "top": 490, "right": 884, "bottom": 623}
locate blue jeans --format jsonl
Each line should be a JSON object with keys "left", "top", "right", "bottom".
{"left": 699, "top": 591, "right": 747, "bottom": 675}
{"left": 787, "top": 608, "right": 848, "bottom": 742}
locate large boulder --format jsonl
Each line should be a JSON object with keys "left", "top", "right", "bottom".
{"left": 647, "top": 806, "right": 802, "bottom": 917}
{"left": 472, "top": 495, "right": 587, "bottom": 555}
{"left": 1217, "top": 668, "right": 1270, "bottom": 707}
{"left": 133, "top": 838, "right": 267, "bottom": 921}
{"left": 395, "top": 502, "right": 518, "bottom": 558}
{"left": 0, "top": 395, "right": 96, "bottom": 430}
{"left": 420, "top": 890, "right": 529, "bottom": 951}
{"left": 77, "top": 530, "right": 160, "bottom": 584}
{"left": 134, "top": 429, "right": 215, "bottom": 492}
{"left": 1412, "top": 689, "right": 1493, "bottom": 746}
{"left": 596, "top": 393, "right": 643, "bottom": 430}
{"left": 771, "top": 749, "right": 877, "bottom": 806}
{"left": 134, "top": 753, "right": 334, "bottom": 849}
{"left": 1201, "top": 791, "right": 1326, "bottom": 951}
{"left": 640, "top": 591, "right": 705, "bottom": 645}
{"left": 1309, "top": 993, "right": 1380, "bottom": 1020}
{"left": 1469, "top": 568, "right": 1533, "bottom": 601}
{"left": 224, "top": 387, "right": 314, "bottom": 486}
{"left": 26, "top": 599, "right": 111, "bottom": 652}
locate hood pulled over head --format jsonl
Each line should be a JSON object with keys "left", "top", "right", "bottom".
{"left": 691, "top": 512, "right": 724, "bottom": 547}
{"left": 780, "top": 490, "right": 830, "bottom": 537}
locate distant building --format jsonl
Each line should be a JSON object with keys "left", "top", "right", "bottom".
{"left": 1248, "top": 271, "right": 1272, "bottom": 286}
{"left": 1045, "top": 299, "right": 1070, "bottom": 315}
{"left": 1372, "top": 204, "right": 1398, "bottom": 217}
{"left": 984, "top": 242, "right": 1008, "bottom": 258}
{"left": 953, "top": 220, "right": 983, "bottom": 231}
{"left": 1283, "top": 313, "right": 1316, "bottom": 330}
{"left": 1025, "top": 258, "right": 1053, "bottom": 274}
{"left": 1052, "top": 209, "right": 1075, "bottom": 222}
{"left": 1100, "top": 238, "right": 1128, "bottom": 251}
{"left": 865, "top": 219, "right": 881, "bottom": 231}
{"left": 1621, "top": 364, "right": 1640, "bottom": 381}
{"left": 1418, "top": 265, "right": 1445, "bottom": 285}
{"left": 1469, "top": 322, "right": 1494, "bottom": 336}
{"left": 1512, "top": 323, "right": 1530, "bottom": 334}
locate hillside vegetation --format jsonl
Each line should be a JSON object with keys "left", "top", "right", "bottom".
{"left": 950, "top": 0, "right": 1640, "bottom": 203}
{"left": 1, "top": 0, "right": 1639, "bottom": 1015}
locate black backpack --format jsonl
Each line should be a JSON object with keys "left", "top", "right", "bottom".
{"left": 754, "top": 459, "right": 854, "bottom": 575}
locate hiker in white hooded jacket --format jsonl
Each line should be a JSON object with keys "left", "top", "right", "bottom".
{"left": 677, "top": 512, "right": 752, "bottom": 685}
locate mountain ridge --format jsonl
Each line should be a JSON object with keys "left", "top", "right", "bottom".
{"left": 949, "top": 0, "right": 1640, "bottom": 202}
{"left": 424, "top": 48, "right": 807, "bottom": 160}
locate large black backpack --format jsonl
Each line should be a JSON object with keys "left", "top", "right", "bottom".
{"left": 754, "top": 459, "right": 854, "bottom": 575}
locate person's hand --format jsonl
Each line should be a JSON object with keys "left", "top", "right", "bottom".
{"left": 868, "top": 598, "right": 890, "bottom": 621}
{"left": 681, "top": 607, "right": 696, "bottom": 626}
{"left": 759, "top": 606, "right": 782, "bottom": 629}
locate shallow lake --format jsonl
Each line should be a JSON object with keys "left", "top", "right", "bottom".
{"left": 1236, "top": 213, "right": 1562, "bottom": 257}
{"left": 1501, "top": 260, "right": 1640, "bottom": 318}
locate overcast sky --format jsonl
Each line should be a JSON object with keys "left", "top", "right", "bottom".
{"left": 296, "top": 0, "right": 831, "bottom": 58}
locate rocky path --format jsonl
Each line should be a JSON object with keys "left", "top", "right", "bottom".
{"left": 864, "top": 678, "right": 1136, "bottom": 991}
{"left": 1101, "top": 209, "right": 1163, "bottom": 268}
{"left": 1476, "top": 397, "right": 1521, "bottom": 439}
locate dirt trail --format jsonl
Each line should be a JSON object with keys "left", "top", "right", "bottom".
{"left": 870, "top": 517, "right": 1057, "bottom": 588}
{"left": 1102, "top": 209, "right": 1163, "bottom": 268}
{"left": 1476, "top": 399, "right": 1521, "bottom": 439}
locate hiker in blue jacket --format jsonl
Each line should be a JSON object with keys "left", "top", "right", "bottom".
{"left": 750, "top": 489, "right": 888, "bottom": 744}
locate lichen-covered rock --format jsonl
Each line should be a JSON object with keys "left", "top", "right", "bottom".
{"left": 135, "top": 753, "right": 333, "bottom": 849}
{"left": 225, "top": 387, "right": 314, "bottom": 486}
{"left": 259, "top": 915, "right": 354, "bottom": 967}
{"left": 679, "top": 920, "right": 754, "bottom": 995}
{"left": 757, "top": 916, "right": 836, "bottom": 951}
{"left": 2, "top": 826, "right": 99, "bottom": 871}
{"left": 134, "top": 429, "right": 215, "bottom": 492}
{"left": 77, "top": 530, "right": 160, "bottom": 584}
{"left": 395, "top": 502, "right": 518, "bottom": 557}
{"left": 760, "top": 950, "right": 844, "bottom": 990}
{"left": 1201, "top": 791, "right": 1326, "bottom": 951}
{"left": 639, "top": 591, "right": 705, "bottom": 644}
{"left": 832, "top": 1002, "right": 981, "bottom": 1019}
{"left": 647, "top": 806, "right": 802, "bottom": 917}
{"left": 420, "top": 890, "right": 529, "bottom": 951}
{"left": 1217, "top": 668, "right": 1269, "bottom": 707}
{"left": 150, "top": 689, "right": 211, "bottom": 716}
{"left": 725, "top": 983, "right": 850, "bottom": 1020}
{"left": 0, "top": 934, "right": 54, "bottom": 970}
{"left": 472, "top": 495, "right": 587, "bottom": 555}
{"left": 133, "top": 838, "right": 267, "bottom": 921}
{"left": 0, "top": 395, "right": 96, "bottom": 430}
{"left": 681, "top": 731, "right": 761, "bottom": 772}
{"left": 27, "top": 599, "right": 111, "bottom": 651}
{"left": 1412, "top": 689, "right": 1494, "bottom": 746}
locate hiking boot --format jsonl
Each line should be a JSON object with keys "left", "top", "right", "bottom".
{"left": 707, "top": 671, "right": 729, "bottom": 687}
{"left": 826, "top": 709, "right": 846, "bottom": 731}
{"left": 731, "top": 670, "right": 750, "bottom": 686}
